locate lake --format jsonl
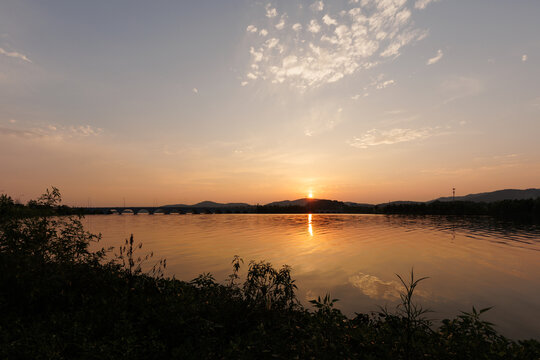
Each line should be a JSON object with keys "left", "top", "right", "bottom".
{"left": 85, "top": 214, "right": 540, "bottom": 339}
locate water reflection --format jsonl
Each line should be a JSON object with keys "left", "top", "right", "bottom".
{"left": 86, "top": 214, "right": 540, "bottom": 339}
{"left": 348, "top": 272, "right": 401, "bottom": 300}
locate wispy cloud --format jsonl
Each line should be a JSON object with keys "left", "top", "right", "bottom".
{"left": 244, "top": 0, "right": 433, "bottom": 89}
{"left": 192, "top": 87, "right": 199, "bottom": 94}
{"left": 0, "top": 123, "right": 103, "bottom": 141}
{"left": 0, "top": 47, "right": 32, "bottom": 63}
{"left": 522, "top": 54, "right": 528, "bottom": 62}
{"left": 302, "top": 104, "right": 343, "bottom": 136}
{"left": 427, "top": 49, "right": 443, "bottom": 65}
{"left": 73, "top": 125, "right": 103, "bottom": 136}
{"left": 385, "top": 109, "right": 407, "bottom": 115}
{"left": 0, "top": 127, "right": 42, "bottom": 139}
{"left": 422, "top": 154, "right": 527, "bottom": 176}
{"left": 376, "top": 79, "right": 395, "bottom": 89}
{"left": 351, "top": 74, "right": 395, "bottom": 98}
{"left": 349, "top": 127, "right": 436, "bottom": 148}
{"left": 440, "top": 76, "right": 483, "bottom": 105}
{"left": 414, "top": 0, "right": 440, "bottom": 10}
{"left": 532, "top": 97, "right": 540, "bottom": 109}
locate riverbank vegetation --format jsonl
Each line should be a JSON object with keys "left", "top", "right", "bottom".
{"left": 1, "top": 189, "right": 539, "bottom": 359}
{"left": 380, "top": 198, "right": 540, "bottom": 220}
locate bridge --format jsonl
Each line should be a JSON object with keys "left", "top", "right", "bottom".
{"left": 83, "top": 206, "right": 255, "bottom": 215}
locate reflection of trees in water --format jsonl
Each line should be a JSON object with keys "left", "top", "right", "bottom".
{"left": 382, "top": 215, "right": 540, "bottom": 249}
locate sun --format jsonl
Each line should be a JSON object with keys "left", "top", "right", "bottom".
{"left": 308, "top": 192, "right": 313, "bottom": 198}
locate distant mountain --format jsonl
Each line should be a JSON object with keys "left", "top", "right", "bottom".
{"left": 433, "top": 188, "right": 540, "bottom": 203}
{"left": 193, "top": 201, "right": 251, "bottom": 208}
{"left": 265, "top": 198, "right": 314, "bottom": 207}
{"left": 163, "top": 201, "right": 250, "bottom": 208}
{"left": 377, "top": 201, "right": 422, "bottom": 206}
{"left": 265, "top": 198, "right": 375, "bottom": 211}
{"left": 161, "top": 188, "right": 540, "bottom": 210}
{"left": 264, "top": 198, "right": 351, "bottom": 212}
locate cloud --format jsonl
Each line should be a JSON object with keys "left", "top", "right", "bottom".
{"left": 250, "top": 47, "right": 263, "bottom": 63}
{"left": 244, "top": 0, "right": 431, "bottom": 89}
{"left": 265, "top": 4, "right": 278, "bottom": 18}
{"left": 192, "top": 87, "right": 198, "bottom": 94}
{"left": 321, "top": 14, "right": 337, "bottom": 26}
{"left": 265, "top": 38, "right": 279, "bottom": 49}
{"left": 349, "top": 127, "right": 435, "bottom": 148}
{"left": 422, "top": 154, "right": 528, "bottom": 176}
{"left": 380, "top": 27, "right": 424, "bottom": 58}
{"left": 71, "top": 125, "right": 103, "bottom": 136}
{"left": 385, "top": 109, "right": 406, "bottom": 115}
{"left": 376, "top": 79, "right": 395, "bottom": 89}
{"left": 259, "top": 29, "right": 268, "bottom": 36}
{"left": 427, "top": 49, "right": 443, "bottom": 65}
{"left": 275, "top": 18, "right": 286, "bottom": 30}
{"left": 0, "top": 47, "right": 32, "bottom": 63}
{"left": 0, "top": 127, "right": 42, "bottom": 139}
{"left": 532, "top": 97, "right": 540, "bottom": 109}
{"left": 310, "top": 1, "right": 324, "bottom": 12}
{"left": 522, "top": 54, "right": 528, "bottom": 62}
{"left": 0, "top": 123, "right": 103, "bottom": 141}
{"left": 301, "top": 104, "right": 343, "bottom": 136}
{"left": 353, "top": 74, "right": 395, "bottom": 96}
{"left": 307, "top": 19, "right": 321, "bottom": 33}
{"left": 414, "top": 0, "right": 439, "bottom": 10}
{"left": 441, "top": 76, "right": 483, "bottom": 104}
{"left": 351, "top": 94, "right": 364, "bottom": 100}
{"left": 246, "top": 25, "right": 258, "bottom": 33}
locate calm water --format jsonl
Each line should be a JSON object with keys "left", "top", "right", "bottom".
{"left": 85, "top": 214, "right": 540, "bottom": 339}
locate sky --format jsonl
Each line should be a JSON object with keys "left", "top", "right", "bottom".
{"left": 0, "top": 0, "right": 539, "bottom": 206}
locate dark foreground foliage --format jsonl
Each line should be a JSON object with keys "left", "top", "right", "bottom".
{"left": 1, "top": 190, "right": 539, "bottom": 359}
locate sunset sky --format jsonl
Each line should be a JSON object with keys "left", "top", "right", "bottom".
{"left": 1, "top": 0, "right": 539, "bottom": 206}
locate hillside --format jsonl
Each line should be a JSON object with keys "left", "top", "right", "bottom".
{"left": 433, "top": 188, "right": 540, "bottom": 203}
{"left": 163, "top": 201, "right": 251, "bottom": 208}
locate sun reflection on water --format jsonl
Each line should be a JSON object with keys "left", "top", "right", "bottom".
{"left": 308, "top": 214, "right": 313, "bottom": 236}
